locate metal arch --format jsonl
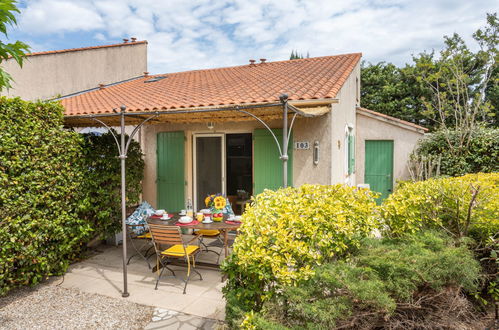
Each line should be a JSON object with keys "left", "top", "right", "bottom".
{"left": 90, "top": 117, "right": 122, "bottom": 154}
{"left": 235, "top": 107, "right": 283, "bottom": 156}
{"left": 124, "top": 112, "right": 159, "bottom": 155}
{"left": 287, "top": 112, "right": 298, "bottom": 144}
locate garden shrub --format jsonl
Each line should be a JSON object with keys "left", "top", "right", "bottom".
{"left": 222, "top": 184, "right": 378, "bottom": 325}
{"left": 78, "top": 131, "right": 144, "bottom": 239}
{"left": 382, "top": 172, "right": 499, "bottom": 244}
{"left": 414, "top": 127, "right": 499, "bottom": 176}
{"left": 0, "top": 98, "right": 91, "bottom": 295}
{"left": 245, "top": 231, "right": 481, "bottom": 329}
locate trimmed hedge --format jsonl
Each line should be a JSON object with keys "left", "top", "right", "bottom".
{"left": 222, "top": 184, "right": 379, "bottom": 325}
{"left": 0, "top": 98, "right": 91, "bottom": 295}
{"left": 0, "top": 98, "right": 145, "bottom": 296}
{"left": 381, "top": 173, "right": 499, "bottom": 244}
{"left": 79, "top": 132, "right": 144, "bottom": 239}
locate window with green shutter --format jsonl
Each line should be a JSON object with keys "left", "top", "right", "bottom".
{"left": 253, "top": 129, "right": 293, "bottom": 195}
{"left": 348, "top": 133, "right": 355, "bottom": 174}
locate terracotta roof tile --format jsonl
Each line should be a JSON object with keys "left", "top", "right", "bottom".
{"left": 357, "top": 107, "right": 428, "bottom": 132}
{"left": 61, "top": 53, "right": 361, "bottom": 116}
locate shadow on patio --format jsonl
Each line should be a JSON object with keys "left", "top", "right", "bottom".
{"left": 59, "top": 237, "right": 227, "bottom": 321}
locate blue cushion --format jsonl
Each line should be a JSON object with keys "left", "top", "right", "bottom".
{"left": 126, "top": 201, "right": 155, "bottom": 235}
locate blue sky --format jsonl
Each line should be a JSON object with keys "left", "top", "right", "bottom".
{"left": 6, "top": 0, "right": 497, "bottom": 74}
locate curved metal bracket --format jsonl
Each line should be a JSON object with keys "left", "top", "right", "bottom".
{"left": 90, "top": 117, "right": 121, "bottom": 154}
{"left": 235, "top": 108, "right": 283, "bottom": 156}
{"left": 124, "top": 112, "right": 159, "bottom": 154}
{"left": 287, "top": 112, "right": 298, "bottom": 144}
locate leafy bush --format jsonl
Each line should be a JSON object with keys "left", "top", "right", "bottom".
{"left": 78, "top": 132, "right": 144, "bottom": 239}
{"left": 382, "top": 173, "right": 499, "bottom": 244}
{"left": 245, "top": 232, "right": 481, "bottom": 329}
{"left": 414, "top": 128, "right": 499, "bottom": 176}
{"left": 0, "top": 98, "right": 92, "bottom": 295}
{"left": 222, "top": 184, "right": 379, "bottom": 325}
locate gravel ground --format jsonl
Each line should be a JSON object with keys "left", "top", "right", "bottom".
{"left": 0, "top": 280, "right": 154, "bottom": 330}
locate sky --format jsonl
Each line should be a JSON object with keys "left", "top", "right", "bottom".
{"left": 6, "top": 0, "right": 498, "bottom": 74}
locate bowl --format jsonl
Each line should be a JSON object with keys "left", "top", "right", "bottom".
{"left": 155, "top": 209, "right": 165, "bottom": 216}
{"left": 178, "top": 216, "right": 193, "bottom": 224}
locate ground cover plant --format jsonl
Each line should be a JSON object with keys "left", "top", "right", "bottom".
{"left": 0, "top": 98, "right": 91, "bottom": 295}
{"left": 221, "top": 184, "right": 379, "bottom": 327}
{"left": 243, "top": 232, "right": 482, "bottom": 329}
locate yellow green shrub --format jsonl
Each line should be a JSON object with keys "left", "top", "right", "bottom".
{"left": 222, "top": 184, "right": 379, "bottom": 324}
{"left": 381, "top": 173, "right": 499, "bottom": 242}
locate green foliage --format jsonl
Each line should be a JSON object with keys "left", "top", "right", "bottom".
{"left": 0, "top": 98, "right": 92, "bottom": 295}
{"left": 222, "top": 184, "right": 379, "bottom": 325}
{"left": 0, "top": 0, "right": 30, "bottom": 90}
{"left": 382, "top": 173, "right": 499, "bottom": 244}
{"left": 78, "top": 132, "right": 144, "bottom": 238}
{"left": 361, "top": 61, "right": 428, "bottom": 126}
{"left": 289, "top": 50, "right": 308, "bottom": 60}
{"left": 415, "top": 127, "right": 499, "bottom": 176}
{"left": 243, "top": 232, "right": 480, "bottom": 329}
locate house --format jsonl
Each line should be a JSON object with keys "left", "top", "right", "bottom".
{"left": 0, "top": 39, "right": 147, "bottom": 101}
{"left": 60, "top": 48, "right": 426, "bottom": 211}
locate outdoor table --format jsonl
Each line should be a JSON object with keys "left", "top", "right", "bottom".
{"left": 147, "top": 214, "right": 241, "bottom": 268}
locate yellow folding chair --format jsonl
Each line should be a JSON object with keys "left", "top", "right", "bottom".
{"left": 147, "top": 223, "right": 203, "bottom": 294}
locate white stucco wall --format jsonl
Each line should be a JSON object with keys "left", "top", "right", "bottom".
{"left": 1, "top": 42, "right": 147, "bottom": 101}
{"left": 355, "top": 112, "right": 426, "bottom": 184}
{"left": 329, "top": 62, "right": 360, "bottom": 186}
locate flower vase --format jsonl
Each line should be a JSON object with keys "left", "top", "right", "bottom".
{"left": 212, "top": 208, "right": 223, "bottom": 222}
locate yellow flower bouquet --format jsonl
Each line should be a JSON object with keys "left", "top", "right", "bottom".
{"left": 205, "top": 193, "right": 226, "bottom": 221}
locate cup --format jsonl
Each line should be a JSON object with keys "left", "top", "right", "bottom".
{"left": 204, "top": 216, "right": 211, "bottom": 222}
{"left": 196, "top": 212, "right": 204, "bottom": 222}
{"left": 179, "top": 209, "right": 186, "bottom": 215}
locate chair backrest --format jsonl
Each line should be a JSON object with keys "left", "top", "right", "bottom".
{"left": 148, "top": 223, "right": 183, "bottom": 246}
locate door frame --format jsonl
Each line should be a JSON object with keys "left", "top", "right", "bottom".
{"left": 192, "top": 133, "right": 226, "bottom": 210}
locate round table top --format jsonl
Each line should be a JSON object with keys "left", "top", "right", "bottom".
{"left": 148, "top": 213, "right": 241, "bottom": 230}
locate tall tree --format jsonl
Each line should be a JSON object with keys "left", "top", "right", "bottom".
{"left": 0, "top": 0, "right": 29, "bottom": 91}
{"left": 414, "top": 13, "right": 497, "bottom": 149}
{"left": 360, "top": 61, "right": 428, "bottom": 126}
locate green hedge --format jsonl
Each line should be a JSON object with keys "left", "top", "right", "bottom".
{"left": 415, "top": 128, "right": 499, "bottom": 176}
{"left": 0, "top": 98, "right": 91, "bottom": 295}
{"left": 0, "top": 98, "right": 145, "bottom": 296}
{"left": 222, "top": 184, "right": 379, "bottom": 326}
{"left": 79, "top": 131, "right": 144, "bottom": 239}
{"left": 243, "top": 232, "right": 481, "bottom": 329}
{"left": 381, "top": 173, "right": 499, "bottom": 244}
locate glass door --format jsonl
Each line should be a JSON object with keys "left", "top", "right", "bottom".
{"left": 193, "top": 134, "right": 225, "bottom": 210}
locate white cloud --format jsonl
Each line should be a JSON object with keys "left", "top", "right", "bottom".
{"left": 15, "top": 0, "right": 498, "bottom": 73}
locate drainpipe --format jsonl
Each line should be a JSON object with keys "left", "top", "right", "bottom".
{"left": 280, "top": 94, "right": 289, "bottom": 188}
{"left": 120, "top": 105, "right": 129, "bottom": 298}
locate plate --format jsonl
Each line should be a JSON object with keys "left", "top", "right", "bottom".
{"left": 178, "top": 216, "right": 193, "bottom": 224}
{"left": 202, "top": 219, "right": 213, "bottom": 224}
{"left": 161, "top": 215, "right": 170, "bottom": 220}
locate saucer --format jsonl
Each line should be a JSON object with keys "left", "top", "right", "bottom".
{"left": 202, "top": 219, "right": 213, "bottom": 224}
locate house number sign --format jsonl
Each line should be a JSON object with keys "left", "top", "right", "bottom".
{"left": 295, "top": 141, "right": 310, "bottom": 150}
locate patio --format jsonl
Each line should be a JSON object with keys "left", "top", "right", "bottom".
{"left": 58, "top": 236, "right": 227, "bottom": 321}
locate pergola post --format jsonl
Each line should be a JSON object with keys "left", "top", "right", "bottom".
{"left": 280, "top": 94, "right": 289, "bottom": 188}
{"left": 119, "top": 105, "right": 129, "bottom": 298}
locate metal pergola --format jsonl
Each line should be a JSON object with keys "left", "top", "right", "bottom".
{"left": 68, "top": 94, "right": 314, "bottom": 297}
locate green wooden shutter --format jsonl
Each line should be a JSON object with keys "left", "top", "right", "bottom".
{"left": 157, "top": 131, "right": 185, "bottom": 212}
{"left": 364, "top": 140, "right": 394, "bottom": 203}
{"left": 253, "top": 129, "right": 293, "bottom": 195}
{"left": 348, "top": 134, "right": 355, "bottom": 174}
